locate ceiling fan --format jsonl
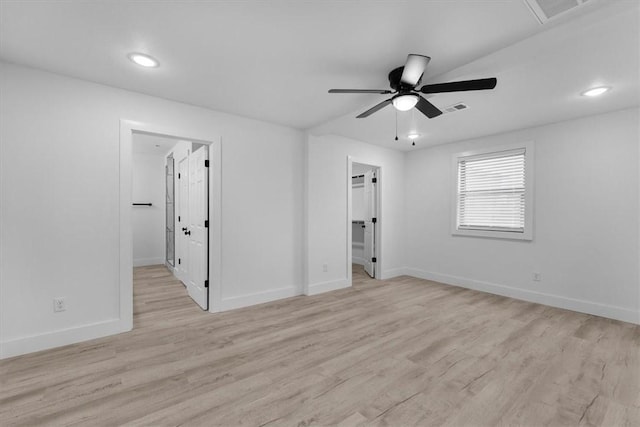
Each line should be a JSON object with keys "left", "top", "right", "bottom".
{"left": 328, "top": 54, "right": 497, "bottom": 119}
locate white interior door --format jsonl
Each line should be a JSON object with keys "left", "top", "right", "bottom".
{"left": 363, "top": 170, "right": 376, "bottom": 278}
{"left": 363, "top": 222, "right": 375, "bottom": 277}
{"left": 177, "top": 156, "right": 189, "bottom": 283}
{"left": 186, "top": 147, "right": 209, "bottom": 310}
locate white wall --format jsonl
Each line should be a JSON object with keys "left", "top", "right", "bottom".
{"left": 404, "top": 108, "right": 640, "bottom": 324}
{"left": 132, "top": 151, "right": 166, "bottom": 266}
{"left": 306, "top": 134, "right": 406, "bottom": 294}
{"left": 0, "top": 62, "right": 304, "bottom": 357}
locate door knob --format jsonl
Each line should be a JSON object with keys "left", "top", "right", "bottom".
{"left": 182, "top": 227, "right": 187, "bottom": 232}
{"left": 186, "top": 230, "right": 191, "bottom": 236}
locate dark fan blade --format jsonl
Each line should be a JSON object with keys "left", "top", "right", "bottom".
{"left": 356, "top": 99, "right": 393, "bottom": 118}
{"left": 420, "top": 78, "right": 497, "bottom": 94}
{"left": 400, "top": 54, "right": 431, "bottom": 87}
{"left": 329, "top": 89, "right": 393, "bottom": 94}
{"left": 415, "top": 96, "right": 443, "bottom": 119}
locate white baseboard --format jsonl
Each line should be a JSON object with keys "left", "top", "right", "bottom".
{"left": 0, "top": 318, "right": 129, "bottom": 360}
{"left": 306, "top": 278, "right": 350, "bottom": 296}
{"left": 220, "top": 286, "right": 301, "bottom": 311}
{"left": 405, "top": 268, "right": 639, "bottom": 325}
{"left": 133, "top": 257, "right": 165, "bottom": 267}
{"left": 380, "top": 267, "right": 409, "bottom": 280}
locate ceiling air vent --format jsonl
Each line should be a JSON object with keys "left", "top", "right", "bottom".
{"left": 443, "top": 102, "right": 469, "bottom": 114}
{"left": 524, "top": 0, "right": 590, "bottom": 24}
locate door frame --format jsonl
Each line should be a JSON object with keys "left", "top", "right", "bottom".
{"left": 119, "top": 119, "right": 222, "bottom": 328}
{"left": 347, "top": 156, "right": 382, "bottom": 284}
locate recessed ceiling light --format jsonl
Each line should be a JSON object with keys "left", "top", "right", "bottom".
{"left": 128, "top": 53, "right": 159, "bottom": 68}
{"left": 407, "top": 133, "right": 420, "bottom": 140}
{"left": 581, "top": 86, "right": 610, "bottom": 97}
{"left": 392, "top": 94, "right": 419, "bottom": 111}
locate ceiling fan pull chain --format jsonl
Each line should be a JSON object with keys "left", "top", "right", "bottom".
{"left": 411, "top": 109, "right": 416, "bottom": 147}
{"left": 395, "top": 110, "right": 398, "bottom": 141}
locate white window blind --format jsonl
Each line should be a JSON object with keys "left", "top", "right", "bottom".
{"left": 457, "top": 148, "right": 526, "bottom": 233}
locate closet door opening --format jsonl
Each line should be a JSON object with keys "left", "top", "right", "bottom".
{"left": 351, "top": 161, "right": 380, "bottom": 280}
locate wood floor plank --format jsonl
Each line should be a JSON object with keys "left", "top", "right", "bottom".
{"left": 1, "top": 264, "right": 638, "bottom": 426}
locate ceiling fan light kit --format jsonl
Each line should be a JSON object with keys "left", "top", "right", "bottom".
{"left": 328, "top": 54, "right": 497, "bottom": 119}
{"left": 392, "top": 94, "right": 419, "bottom": 111}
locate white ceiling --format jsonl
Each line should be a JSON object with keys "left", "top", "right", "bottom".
{"left": 312, "top": 0, "right": 640, "bottom": 150}
{"left": 1, "top": 0, "right": 637, "bottom": 151}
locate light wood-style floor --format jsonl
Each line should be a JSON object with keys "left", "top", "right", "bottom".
{"left": 1, "top": 265, "right": 638, "bottom": 426}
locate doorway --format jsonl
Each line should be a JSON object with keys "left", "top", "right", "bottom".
{"left": 349, "top": 160, "right": 380, "bottom": 281}
{"left": 120, "top": 120, "right": 222, "bottom": 331}
{"left": 130, "top": 134, "right": 211, "bottom": 311}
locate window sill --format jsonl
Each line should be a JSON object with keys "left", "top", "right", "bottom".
{"left": 452, "top": 228, "right": 532, "bottom": 241}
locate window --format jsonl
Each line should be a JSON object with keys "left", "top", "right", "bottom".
{"left": 452, "top": 143, "right": 533, "bottom": 240}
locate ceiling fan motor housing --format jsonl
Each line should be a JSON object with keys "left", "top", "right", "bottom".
{"left": 389, "top": 66, "right": 420, "bottom": 92}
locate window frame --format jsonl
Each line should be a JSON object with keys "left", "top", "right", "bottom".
{"left": 451, "top": 141, "right": 534, "bottom": 241}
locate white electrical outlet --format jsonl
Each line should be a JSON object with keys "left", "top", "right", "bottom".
{"left": 53, "top": 297, "right": 66, "bottom": 312}
{"left": 533, "top": 272, "right": 542, "bottom": 282}
{"left": 322, "top": 264, "right": 328, "bottom": 272}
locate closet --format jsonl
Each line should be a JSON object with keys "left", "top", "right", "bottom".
{"left": 352, "top": 163, "right": 377, "bottom": 278}
{"left": 352, "top": 174, "right": 366, "bottom": 265}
